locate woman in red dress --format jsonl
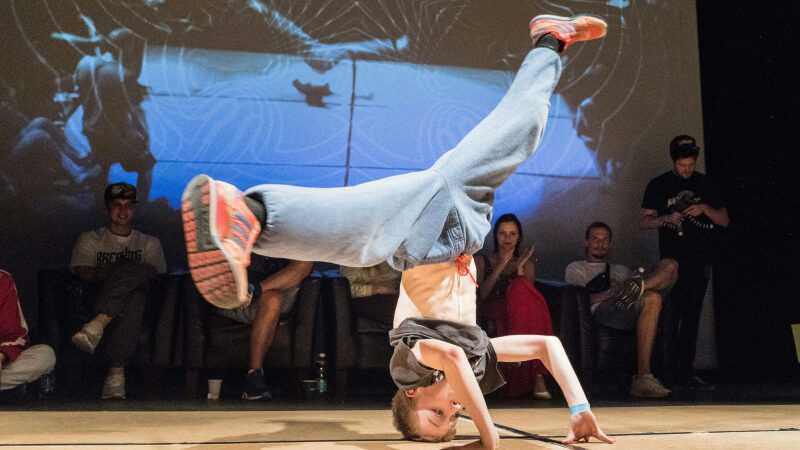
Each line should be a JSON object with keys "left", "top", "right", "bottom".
{"left": 475, "top": 213, "right": 554, "bottom": 398}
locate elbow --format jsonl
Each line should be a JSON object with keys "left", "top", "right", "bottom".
{"left": 544, "top": 335, "right": 564, "bottom": 352}
{"left": 441, "top": 345, "right": 467, "bottom": 369}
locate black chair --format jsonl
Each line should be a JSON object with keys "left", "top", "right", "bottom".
{"left": 36, "top": 269, "right": 205, "bottom": 398}
{"left": 197, "top": 275, "right": 323, "bottom": 398}
{"left": 558, "top": 284, "right": 636, "bottom": 393}
{"left": 327, "top": 276, "right": 398, "bottom": 398}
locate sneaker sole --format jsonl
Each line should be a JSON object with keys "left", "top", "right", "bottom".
{"left": 101, "top": 393, "right": 126, "bottom": 400}
{"left": 182, "top": 175, "right": 247, "bottom": 309}
{"left": 616, "top": 278, "right": 644, "bottom": 310}
{"left": 630, "top": 389, "right": 670, "bottom": 399}
{"left": 529, "top": 14, "right": 608, "bottom": 42}
{"left": 71, "top": 333, "right": 96, "bottom": 354}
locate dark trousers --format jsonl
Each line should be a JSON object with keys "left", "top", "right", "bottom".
{"left": 90, "top": 262, "right": 153, "bottom": 366}
{"left": 662, "top": 261, "right": 710, "bottom": 383}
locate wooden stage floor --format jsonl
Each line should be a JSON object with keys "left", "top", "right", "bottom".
{"left": 1, "top": 404, "right": 798, "bottom": 449}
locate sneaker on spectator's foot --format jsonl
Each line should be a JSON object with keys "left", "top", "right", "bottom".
{"left": 529, "top": 14, "right": 608, "bottom": 52}
{"left": 630, "top": 374, "right": 671, "bottom": 398}
{"left": 242, "top": 369, "right": 273, "bottom": 401}
{"left": 71, "top": 320, "right": 103, "bottom": 354}
{"left": 616, "top": 277, "right": 644, "bottom": 310}
{"left": 101, "top": 374, "right": 126, "bottom": 400}
{"left": 182, "top": 174, "right": 261, "bottom": 309}
{"left": 687, "top": 374, "right": 715, "bottom": 391}
{"left": 533, "top": 389, "right": 552, "bottom": 400}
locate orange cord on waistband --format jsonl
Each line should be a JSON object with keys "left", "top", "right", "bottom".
{"left": 455, "top": 254, "right": 478, "bottom": 288}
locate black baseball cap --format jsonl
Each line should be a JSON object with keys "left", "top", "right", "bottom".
{"left": 669, "top": 134, "right": 700, "bottom": 160}
{"left": 104, "top": 182, "right": 138, "bottom": 204}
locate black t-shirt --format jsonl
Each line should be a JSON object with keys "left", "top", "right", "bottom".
{"left": 388, "top": 318, "right": 505, "bottom": 394}
{"left": 641, "top": 170, "right": 725, "bottom": 264}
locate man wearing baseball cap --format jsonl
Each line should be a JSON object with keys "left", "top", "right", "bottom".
{"left": 639, "top": 135, "right": 729, "bottom": 390}
{"left": 68, "top": 182, "right": 166, "bottom": 399}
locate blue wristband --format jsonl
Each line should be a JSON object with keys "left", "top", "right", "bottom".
{"left": 569, "top": 403, "right": 590, "bottom": 414}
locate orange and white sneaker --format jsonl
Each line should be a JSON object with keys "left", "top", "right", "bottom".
{"left": 529, "top": 14, "right": 608, "bottom": 51}
{"left": 182, "top": 174, "right": 261, "bottom": 309}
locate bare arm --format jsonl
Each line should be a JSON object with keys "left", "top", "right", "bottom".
{"left": 476, "top": 253, "right": 511, "bottom": 301}
{"left": 259, "top": 260, "right": 313, "bottom": 292}
{"left": 491, "top": 335, "right": 613, "bottom": 444}
{"left": 491, "top": 335, "right": 587, "bottom": 406}
{"left": 588, "top": 289, "right": 617, "bottom": 305}
{"left": 683, "top": 204, "right": 729, "bottom": 227}
{"left": 639, "top": 207, "right": 682, "bottom": 230}
{"left": 414, "top": 339, "right": 499, "bottom": 450}
{"left": 516, "top": 247, "right": 535, "bottom": 283}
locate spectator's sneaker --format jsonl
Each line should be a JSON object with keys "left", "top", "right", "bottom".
{"left": 630, "top": 374, "right": 671, "bottom": 398}
{"left": 101, "top": 374, "right": 126, "bottom": 400}
{"left": 182, "top": 174, "right": 261, "bottom": 309}
{"left": 242, "top": 369, "right": 273, "bottom": 401}
{"left": 533, "top": 389, "right": 552, "bottom": 400}
{"left": 71, "top": 320, "right": 103, "bottom": 354}
{"left": 529, "top": 14, "right": 608, "bottom": 52}
{"left": 687, "top": 374, "right": 715, "bottom": 391}
{"left": 615, "top": 277, "right": 644, "bottom": 310}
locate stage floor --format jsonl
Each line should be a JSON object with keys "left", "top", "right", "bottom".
{"left": 1, "top": 404, "right": 798, "bottom": 449}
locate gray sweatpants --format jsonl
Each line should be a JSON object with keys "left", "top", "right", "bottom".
{"left": 0, "top": 345, "right": 56, "bottom": 391}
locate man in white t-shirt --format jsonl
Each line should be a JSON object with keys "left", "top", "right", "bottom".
{"left": 69, "top": 182, "right": 166, "bottom": 399}
{"left": 564, "top": 222, "right": 677, "bottom": 398}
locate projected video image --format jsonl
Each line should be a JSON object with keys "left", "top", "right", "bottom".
{"left": 1, "top": 0, "right": 704, "bottom": 296}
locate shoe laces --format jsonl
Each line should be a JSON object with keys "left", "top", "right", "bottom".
{"left": 455, "top": 254, "right": 478, "bottom": 288}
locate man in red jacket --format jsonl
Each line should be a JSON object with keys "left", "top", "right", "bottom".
{"left": 0, "top": 270, "right": 56, "bottom": 398}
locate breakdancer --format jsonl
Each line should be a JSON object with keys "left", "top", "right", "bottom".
{"left": 182, "top": 13, "right": 613, "bottom": 447}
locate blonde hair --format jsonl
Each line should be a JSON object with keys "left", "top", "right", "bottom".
{"left": 391, "top": 389, "right": 457, "bottom": 443}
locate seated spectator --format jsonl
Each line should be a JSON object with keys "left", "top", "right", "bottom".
{"left": 340, "top": 261, "right": 402, "bottom": 324}
{"left": 74, "top": 28, "right": 155, "bottom": 202}
{"left": 216, "top": 254, "right": 312, "bottom": 400}
{"left": 565, "top": 221, "right": 677, "bottom": 398}
{"left": 474, "top": 213, "right": 553, "bottom": 399}
{"left": 69, "top": 183, "right": 166, "bottom": 400}
{"left": 0, "top": 270, "right": 56, "bottom": 400}
{"left": 1, "top": 80, "right": 99, "bottom": 207}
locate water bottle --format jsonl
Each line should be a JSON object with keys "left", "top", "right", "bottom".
{"left": 315, "top": 352, "right": 328, "bottom": 395}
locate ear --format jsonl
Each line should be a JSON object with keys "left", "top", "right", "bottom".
{"left": 404, "top": 388, "right": 418, "bottom": 397}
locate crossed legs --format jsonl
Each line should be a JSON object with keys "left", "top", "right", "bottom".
{"left": 636, "top": 259, "right": 677, "bottom": 378}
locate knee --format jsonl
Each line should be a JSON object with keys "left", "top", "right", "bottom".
{"left": 29, "top": 344, "right": 57, "bottom": 373}
{"left": 643, "top": 291, "right": 662, "bottom": 310}
{"left": 257, "top": 289, "right": 282, "bottom": 314}
{"left": 42, "top": 345, "right": 57, "bottom": 373}
{"left": 662, "top": 258, "right": 678, "bottom": 279}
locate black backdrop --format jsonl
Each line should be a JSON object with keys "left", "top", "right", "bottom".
{"left": 697, "top": 2, "right": 799, "bottom": 381}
